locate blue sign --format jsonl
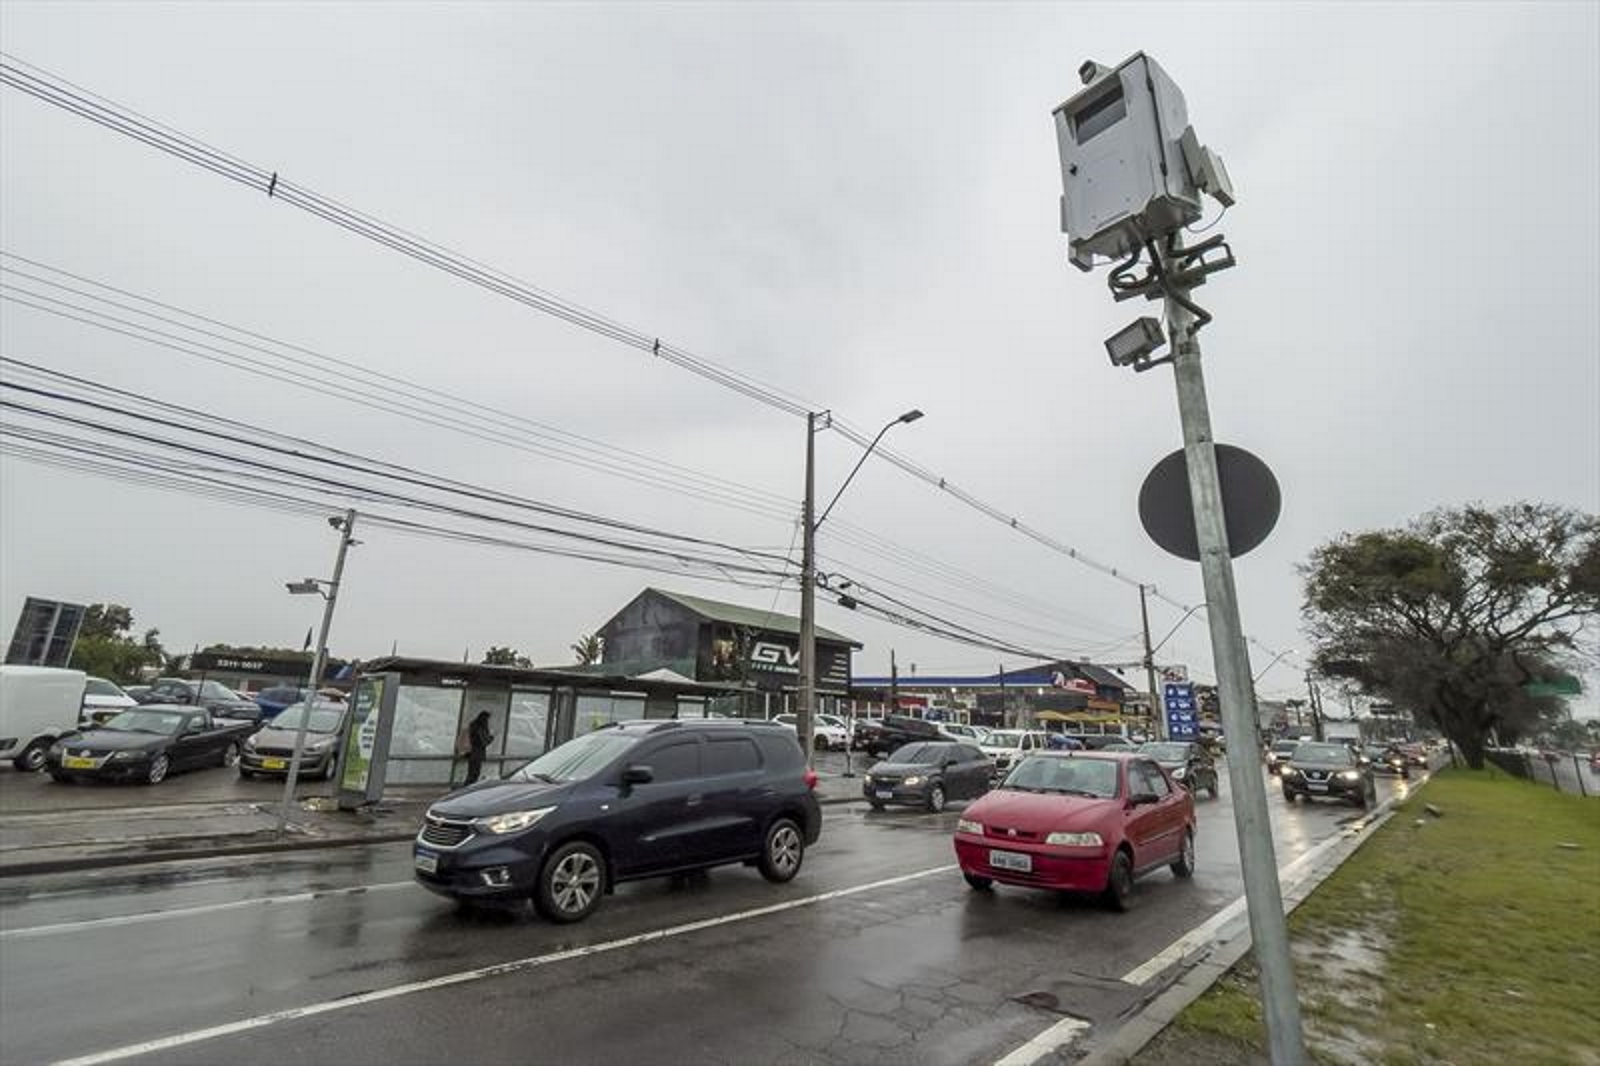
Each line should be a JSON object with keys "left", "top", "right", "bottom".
{"left": 1163, "top": 682, "right": 1199, "bottom": 740}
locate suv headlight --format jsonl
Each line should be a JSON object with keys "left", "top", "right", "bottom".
{"left": 111, "top": 750, "right": 144, "bottom": 761}
{"left": 957, "top": 818, "right": 983, "bottom": 834}
{"left": 1172, "top": 766, "right": 1188, "bottom": 779}
{"left": 1045, "top": 831, "right": 1103, "bottom": 847}
{"left": 1282, "top": 768, "right": 1302, "bottom": 779}
{"left": 1339, "top": 770, "right": 1361, "bottom": 781}
{"left": 902, "top": 775, "right": 924, "bottom": 787}
{"left": 473, "top": 806, "right": 555, "bottom": 834}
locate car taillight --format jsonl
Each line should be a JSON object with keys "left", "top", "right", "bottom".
{"left": 803, "top": 769, "right": 818, "bottom": 791}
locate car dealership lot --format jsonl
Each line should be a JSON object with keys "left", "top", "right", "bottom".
{"left": 0, "top": 763, "right": 1422, "bottom": 1065}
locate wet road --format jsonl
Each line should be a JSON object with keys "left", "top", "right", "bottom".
{"left": 0, "top": 765, "right": 1424, "bottom": 1065}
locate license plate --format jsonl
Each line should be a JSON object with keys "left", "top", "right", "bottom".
{"left": 63, "top": 756, "right": 96, "bottom": 769}
{"left": 1307, "top": 783, "right": 1328, "bottom": 792}
{"left": 261, "top": 757, "right": 287, "bottom": 770}
{"left": 414, "top": 852, "right": 438, "bottom": 875}
{"left": 989, "top": 849, "right": 1032, "bottom": 872}
{"left": 875, "top": 790, "right": 894, "bottom": 800}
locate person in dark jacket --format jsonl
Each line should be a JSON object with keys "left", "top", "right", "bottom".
{"left": 464, "top": 711, "right": 495, "bottom": 785}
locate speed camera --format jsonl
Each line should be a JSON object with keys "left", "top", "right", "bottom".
{"left": 1053, "top": 53, "right": 1234, "bottom": 270}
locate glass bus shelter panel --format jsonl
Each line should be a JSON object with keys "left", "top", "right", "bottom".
{"left": 386, "top": 683, "right": 464, "bottom": 785}
{"left": 575, "top": 693, "right": 647, "bottom": 734}
{"left": 507, "top": 688, "right": 552, "bottom": 758}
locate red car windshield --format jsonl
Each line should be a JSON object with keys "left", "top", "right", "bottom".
{"left": 1003, "top": 756, "right": 1120, "bottom": 799}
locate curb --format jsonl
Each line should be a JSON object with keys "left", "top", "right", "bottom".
{"left": 1074, "top": 782, "right": 1421, "bottom": 1066}
{"left": 0, "top": 830, "right": 418, "bottom": 878}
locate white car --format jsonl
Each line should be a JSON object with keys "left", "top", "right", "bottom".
{"left": 937, "top": 722, "right": 990, "bottom": 744}
{"left": 978, "top": 729, "right": 1050, "bottom": 775}
{"left": 772, "top": 713, "right": 849, "bottom": 751}
{"left": 82, "top": 676, "right": 138, "bottom": 725}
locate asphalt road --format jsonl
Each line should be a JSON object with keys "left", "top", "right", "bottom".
{"left": 0, "top": 765, "right": 1424, "bottom": 1066}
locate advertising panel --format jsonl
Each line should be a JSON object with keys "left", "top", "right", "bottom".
{"left": 338, "top": 672, "right": 399, "bottom": 809}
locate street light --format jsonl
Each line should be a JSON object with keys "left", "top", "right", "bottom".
{"left": 286, "top": 579, "right": 328, "bottom": 597}
{"left": 797, "top": 408, "right": 924, "bottom": 763}
{"left": 1253, "top": 649, "right": 1298, "bottom": 684}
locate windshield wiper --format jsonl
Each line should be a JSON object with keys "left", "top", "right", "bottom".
{"left": 1053, "top": 788, "right": 1105, "bottom": 798}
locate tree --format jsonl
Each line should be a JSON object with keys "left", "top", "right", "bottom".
{"left": 571, "top": 633, "right": 603, "bottom": 666}
{"left": 1302, "top": 503, "right": 1599, "bottom": 768}
{"left": 482, "top": 646, "right": 531, "bottom": 667}
{"left": 80, "top": 603, "right": 134, "bottom": 641}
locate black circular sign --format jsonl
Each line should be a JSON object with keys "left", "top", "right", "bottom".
{"left": 1138, "top": 444, "right": 1280, "bottom": 561}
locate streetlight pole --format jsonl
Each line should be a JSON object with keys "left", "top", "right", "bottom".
{"left": 798, "top": 409, "right": 923, "bottom": 763}
{"left": 1139, "top": 584, "right": 1163, "bottom": 741}
{"left": 1163, "top": 239, "right": 1304, "bottom": 1061}
{"left": 277, "top": 509, "right": 357, "bottom": 834}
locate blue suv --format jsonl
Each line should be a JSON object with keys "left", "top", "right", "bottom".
{"left": 414, "top": 719, "right": 822, "bottom": 922}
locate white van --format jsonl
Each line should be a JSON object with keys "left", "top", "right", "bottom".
{"left": 0, "top": 666, "right": 87, "bottom": 770}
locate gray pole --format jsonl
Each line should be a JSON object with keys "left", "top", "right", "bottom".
{"left": 798, "top": 413, "right": 818, "bottom": 767}
{"left": 1163, "top": 242, "right": 1305, "bottom": 1062}
{"left": 1140, "top": 584, "right": 1165, "bottom": 741}
{"left": 890, "top": 648, "right": 899, "bottom": 710}
{"left": 277, "top": 509, "right": 357, "bottom": 835}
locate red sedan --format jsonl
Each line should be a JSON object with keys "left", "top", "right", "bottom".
{"left": 953, "top": 751, "right": 1195, "bottom": 910}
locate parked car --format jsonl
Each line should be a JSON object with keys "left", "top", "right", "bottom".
{"left": 240, "top": 701, "right": 348, "bottom": 779}
{"left": 937, "top": 722, "right": 991, "bottom": 744}
{"left": 81, "top": 676, "right": 139, "bottom": 725}
{"left": 978, "top": 729, "right": 1050, "bottom": 776}
{"left": 863, "top": 741, "right": 991, "bottom": 812}
{"left": 252, "top": 685, "right": 311, "bottom": 720}
{"left": 122, "top": 685, "right": 151, "bottom": 702}
{"left": 1138, "top": 741, "right": 1219, "bottom": 797}
{"left": 771, "top": 713, "right": 848, "bottom": 751}
{"left": 1100, "top": 741, "right": 1138, "bottom": 753}
{"left": 1280, "top": 742, "right": 1377, "bottom": 808}
{"left": 413, "top": 719, "right": 822, "bottom": 922}
{"left": 139, "top": 678, "right": 264, "bottom": 726}
{"left": 0, "top": 665, "right": 86, "bottom": 771}
{"left": 953, "top": 752, "right": 1196, "bottom": 910}
{"left": 45, "top": 706, "right": 254, "bottom": 785}
{"left": 856, "top": 714, "right": 943, "bottom": 758}
{"left": 1264, "top": 738, "right": 1301, "bottom": 775}
{"left": 1361, "top": 743, "right": 1411, "bottom": 779}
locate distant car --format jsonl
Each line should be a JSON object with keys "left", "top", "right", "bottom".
{"left": 45, "top": 706, "right": 254, "bottom": 785}
{"left": 1397, "top": 742, "right": 1428, "bottom": 768}
{"left": 140, "top": 678, "right": 263, "bottom": 726}
{"left": 857, "top": 714, "right": 943, "bottom": 758}
{"left": 413, "top": 719, "right": 821, "bottom": 923}
{"left": 1264, "top": 739, "right": 1301, "bottom": 775}
{"left": 978, "top": 729, "right": 1050, "bottom": 776}
{"left": 253, "top": 685, "right": 311, "bottom": 720}
{"left": 937, "top": 722, "right": 991, "bottom": 744}
{"left": 863, "top": 741, "right": 992, "bottom": 812}
{"left": 953, "top": 752, "right": 1196, "bottom": 910}
{"left": 1100, "top": 741, "right": 1138, "bottom": 753}
{"left": 1361, "top": 744, "right": 1411, "bottom": 779}
{"left": 1280, "top": 742, "right": 1376, "bottom": 808}
{"left": 240, "top": 702, "right": 348, "bottom": 779}
{"left": 771, "top": 713, "right": 848, "bottom": 751}
{"left": 81, "top": 676, "right": 138, "bottom": 725}
{"left": 1138, "top": 741, "right": 1220, "bottom": 797}
{"left": 122, "top": 685, "right": 151, "bottom": 702}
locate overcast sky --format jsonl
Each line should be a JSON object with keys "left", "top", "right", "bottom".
{"left": 2, "top": 2, "right": 1596, "bottom": 706}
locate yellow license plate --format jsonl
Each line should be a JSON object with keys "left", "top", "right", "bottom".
{"left": 261, "top": 757, "right": 287, "bottom": 770}
{"left": 63, "top": 756, "right": 96, "bottom": 769}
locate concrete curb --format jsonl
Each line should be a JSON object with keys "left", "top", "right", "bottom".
{"left": 0, "top": 830, "right": 419, "bottom": 878}
{"left": 1073, "top": 783, "right": 1420, "bottom": 1066}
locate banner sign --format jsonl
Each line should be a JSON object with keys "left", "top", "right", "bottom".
{"left": 337, "top": 672, "right": 398, "bottom": 810}
{"left": 1163, "top": 681, "right": 1199, "bottom": 741}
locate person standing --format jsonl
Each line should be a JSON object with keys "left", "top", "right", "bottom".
{"left": 463, "top": 710, "right": 495, "bottom": 785}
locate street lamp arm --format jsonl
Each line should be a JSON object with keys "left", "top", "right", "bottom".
{"left": 815, "top": 420, "right": 889, "bottom": 531}
{"left": 1150, "top": 603, "right": 1206, "bottom": 656}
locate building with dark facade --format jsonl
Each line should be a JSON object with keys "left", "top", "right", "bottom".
{"left": 853, "top": 660, "right": 1135, "bottom": 729}
{"left": 595, "top": 588, "right": 860, "bottom": 716}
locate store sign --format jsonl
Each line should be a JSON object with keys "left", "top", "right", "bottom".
{"left": 5, "top": 597, "right": 87, "bottom": 667}
{"left": 1163, "top": 681, "right": 1199, "bottom": 741}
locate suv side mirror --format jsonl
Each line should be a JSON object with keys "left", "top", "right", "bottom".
{"left": 621, "top": 764, "right": 654, "bottom": 786}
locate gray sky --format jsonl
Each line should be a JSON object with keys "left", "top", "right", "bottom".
{"left": 2, "top": 2, "right": 1596, "bottom": 706}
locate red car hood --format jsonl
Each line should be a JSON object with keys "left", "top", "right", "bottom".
{"left": 967, "top": 788, "right": 1119, "bottom": 834}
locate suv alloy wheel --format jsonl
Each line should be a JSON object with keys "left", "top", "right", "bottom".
{"left": 536, "top": 841, "right": 606, "bottom": 923}
{"left": 758, "top": 818, "right": 804, "bottom": 883}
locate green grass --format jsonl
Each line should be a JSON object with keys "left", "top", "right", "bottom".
{"left": 1170, "top": 770, "right": 1600, "bottom": 1065}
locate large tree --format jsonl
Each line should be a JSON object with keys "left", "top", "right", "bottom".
{"left": 1302, "top": 503, "right": 1598, "bottom": 768}
{"left": 482, "top": 646, "right": 531, "bottom": 667}
{"left": 570, "top": 633, "right": 603, "bottom": 666}
{"left": 69, "top": 603, "right": 165, "bottom": 684}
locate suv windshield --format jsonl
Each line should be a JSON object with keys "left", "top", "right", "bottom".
{"left": 888, "top": 742, "right": 945, "bottom": 764}
{"left": 986, "top": 731, "right": 1025, "bottom": 747}
{"left": 506, "top": 730, "right": 640, "bottom": 783}
{"left": 1004, "top": 756, "right": 1119, "bottom": 798}
{"left": 1140, "top": 743, "right": 1189, "bottom": 761}
{"left": 1294, "top": 743, "right": 1353, "bottom": 765}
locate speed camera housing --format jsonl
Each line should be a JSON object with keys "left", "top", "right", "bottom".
{"left": 1054, "top": 53, "right": 1231, "bottom": 270}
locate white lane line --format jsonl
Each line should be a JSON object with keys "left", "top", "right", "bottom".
{"left": 993, "top": 1016, "right": 1091, "bottom": 1066}
{"left": 1, "top": 882, "right": 413, "bottom": 939}
{"left": 54, "top": 863, "right": 960, "bottom": 1066}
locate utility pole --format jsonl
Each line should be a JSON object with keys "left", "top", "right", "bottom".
{"left": 797, "top": 413, "right": 819, "bottom": 765}
{"left": 890, "top": 648, "right": 899, "bottom": 710}
{"left": 278, "top": 509, "right": 357, "bottom": 834}
{"left": 1139, "top": 584, "right": 1164, "bottom": 741}
{"left": 997, "top": 663, "right": 1007, "bottom": 728}
{"left": 1164, "top": 240, "right": 1304, "bottom": 1060}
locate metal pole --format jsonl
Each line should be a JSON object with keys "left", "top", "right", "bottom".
{"left": 1140, "top": 584, "right": 1165, "bottom": 741}
{"left": 997, "top": 663, "right": 1007, "bottom": 729}
{"left": 890, "top": 649, "right": 899, "bottom": 710}
{"left": 1163, "top": 241, "right": 1305, "bottom": 1063}
{"left": 277, "top": 509, "right": 357, "bottom": 834}
{"left": 798, "top": 413, "right": 818, "bottom": 766}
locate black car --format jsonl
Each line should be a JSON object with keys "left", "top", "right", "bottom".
{"left": 413, "top": 719, "right": 823, "bottom": 923}
{"left": 863, "top": 741, "right": 992, "bottom": 812}
{"left": 45, "top": 706, "right": 255, "bottom": 785}
{"left": 1361, "top": 744, "right": 1411, "bottom": 779}
{"left": 140, "top": 678, "right": 264, "bottom": 726}
{"left": 1137, "top": 741, "right": 1220, "bottom": 798}
{"left": 1280, "top": 742, "right": 1377, "bottom": 808}
{"left": 857, "top": 714, "right": 943, "bottom": 757}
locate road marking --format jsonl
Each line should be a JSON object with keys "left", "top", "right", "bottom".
{"left": 53, "top": 863, "right": 959, "bottom": 1066}
{"left": 993, "top": 1016, "right": 1091, "bottom": 1066}
{"left": 0, "top": 881, "right": 413, "bottom": 939}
